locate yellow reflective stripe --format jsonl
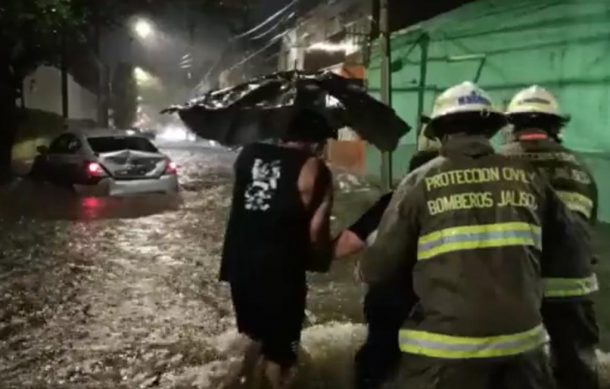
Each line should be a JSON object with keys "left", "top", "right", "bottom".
{"left": 399, "top": 325, "right": 547, "bottom": 359}
{"left": 544, "top": 274, "right": 599, "bottom": 298}
{"left": 418, "top": 223, "right": 536, "bottom": 244}
{"left": 556, "top": 191, "right": 593, "bottom": 219}
{"left": 418, "top": 223, "right": 541, "bottom": 260}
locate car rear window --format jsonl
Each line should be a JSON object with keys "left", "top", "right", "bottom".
{"left": 87, "top": 136, "right": 158, "bottom": 153}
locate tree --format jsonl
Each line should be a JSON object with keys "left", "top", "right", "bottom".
{"left": 111, "top": 62, "right": 137, "bottom": 129}
{"left": 0, "top": 0, "right": 86, "bottom": 180}
{"left": 0, "top": 0, "right": 260, "bottom": 180}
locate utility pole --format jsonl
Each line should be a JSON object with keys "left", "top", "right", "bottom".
{"left": 416, "top": 33, "right": 430, "bottom": 143}
{"left": 185, "top": 0, "right": 195, "bottom": 88}
{"left": 94, "top": 10, "right": 109, "bottom": 127}
{"left": 243, "top": 2, "right": 253, "bottom": 79}
{"left": 60, "top": 28, "right": 69, "bottom": 121}
{"left": 188, "top": 22, "right": 195, "bottom": 85}
{"left": 379, "top": 0, "right": 393, "bottom": 190}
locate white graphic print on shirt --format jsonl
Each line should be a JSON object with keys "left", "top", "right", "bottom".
{"left": 244, "top": 159, "right": 281, "bottom": 211}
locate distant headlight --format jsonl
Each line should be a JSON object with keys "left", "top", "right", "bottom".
{"left": 158, "top": 126, "right": 189, "bottom": 141}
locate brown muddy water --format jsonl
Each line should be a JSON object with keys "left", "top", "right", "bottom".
{"left": 0, "top": 146, "right": 374, "bottom": 388}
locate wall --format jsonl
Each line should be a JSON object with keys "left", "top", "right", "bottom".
{"left": 15, "top": 66, "right": 97, "bottom": 171}
{"left": 328, "top": 140, "right": 366, "bottom": 174}
{"left": 278, "top": 0, "right": 371, "bottom": 72}
{"left": 23, "top": 66, "right": 97, "bottom": 121}
{"left": 367, "top": 0, "right": 610, "bottom": 222}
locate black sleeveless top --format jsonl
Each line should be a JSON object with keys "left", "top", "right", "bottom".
{"left": 221, "top": 143, "right": 313, "bottom": 287}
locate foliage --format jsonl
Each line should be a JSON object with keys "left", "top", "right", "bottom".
{"left": 0, "top": 0, "right": 260, "bottom": 177}
{"left": 0, "top": 1, "right": 88, "bottom": 81}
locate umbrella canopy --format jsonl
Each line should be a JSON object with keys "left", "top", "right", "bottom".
{"left": 163, "top": 71, "right": 411, "bottom": 151}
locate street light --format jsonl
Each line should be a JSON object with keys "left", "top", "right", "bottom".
{"left": 134, "top": 67, "right": 152, "bottom": 84}
{"left": 133, "top": 18, "right": 154, "bottom": 40}
{"left": 307, "top": 41, "right": 359, "bottom": 54}
{"left": 133, "top": 67, "right": 162, "bottom": 90}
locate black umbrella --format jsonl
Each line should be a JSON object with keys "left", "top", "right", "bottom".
{"left": 163, "top": 71, "right": 411, "bottom": 151}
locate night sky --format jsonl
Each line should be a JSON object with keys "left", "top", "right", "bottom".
{"left": 257, "top": 0, "right": 474, "bottom": 31}
{"left": 386, "top": 0, "right": 474, "bottom": 31}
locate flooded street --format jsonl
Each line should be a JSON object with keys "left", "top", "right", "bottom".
{"left": 0, "top": 145, "right": 370, "bottom": 388}
{"left": 1, "top": 144, "right": 609, "bottom": 388}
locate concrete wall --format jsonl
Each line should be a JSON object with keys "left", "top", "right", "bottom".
{"left": 14, "top": 66, "right": 97, "bottom": 172}
{"left": 23, "top": 66, "right": 97, "bottom": 121}
{"left": 367, "top": 0, "right": 610, "bottom": 222}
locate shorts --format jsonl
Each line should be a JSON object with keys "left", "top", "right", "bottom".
{"left": 230, "top": 280, "right": 306, "bottom": 368}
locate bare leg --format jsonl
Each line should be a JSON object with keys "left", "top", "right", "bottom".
{"left": 220, "top": 338, "right": 263, "bottom": 389}
{"left": 264, "top": 360, "right": 298, "bottom": 389}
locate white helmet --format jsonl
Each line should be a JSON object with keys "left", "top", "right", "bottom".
{"left": 430, "top": 81, "right": 500, "bottom": 120}
{"left": 425, "top": 81, "right": 504, "bottom": 138}
{"left": 506, "top": 85, "right": 562, "bottom": 117}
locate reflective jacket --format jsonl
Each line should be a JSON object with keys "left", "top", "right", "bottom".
{"left": 500, "top": 130, "right": 597, "bottom": 224}
{"left": 500, "top": 130, "right": 598, "bottom": 299}
{"left": 361, "top": 135, "right": 591, "bottom": 360}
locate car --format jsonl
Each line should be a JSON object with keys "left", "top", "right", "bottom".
{"left": 30, "top": 130, "right": 179, "bottom": 196}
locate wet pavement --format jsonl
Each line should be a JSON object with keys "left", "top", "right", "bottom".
{"left": 0, "top": 145, "right": 370, "bottom": 388}
{"left": 0, "top": 143, "right": 608, "bottom": 388}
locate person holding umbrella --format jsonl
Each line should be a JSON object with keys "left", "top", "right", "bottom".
{"left": 166, "top": 71, "right": 411, "bottom": 387}
{"left": 220, "top": 109, "right": 334, "bottom": 389}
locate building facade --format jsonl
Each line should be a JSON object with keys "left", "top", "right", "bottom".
{"left": 23, "top": 66, "right": 97, "bottom": 122}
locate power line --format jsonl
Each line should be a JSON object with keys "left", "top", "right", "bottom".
{"left": 195, "top": 0, "right": 333, "bottom": 94}
{"left": 197, "top": 1, "right": 302, "bottom": 93}
{"left": 225, "top": 29, "right": 291, "bottom": 74}
{"left": 250, "top": 12, "right": 296, "bottom": 40}
{"left": 233, "top": 0, "right": 299, "bottom": 40}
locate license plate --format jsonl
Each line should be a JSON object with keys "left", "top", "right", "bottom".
{"left": 117, "top": 167, "right": 148, "bottom": 176}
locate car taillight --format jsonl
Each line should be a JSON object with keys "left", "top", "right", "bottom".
{"left": 164, "top": 161, "right": 177, "bottom": 175}
{"left": 86, "top": 161, "right": 106, "bottom": 177}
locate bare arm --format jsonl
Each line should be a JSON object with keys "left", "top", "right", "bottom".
{"left": 333, "top": 230, "right": 367, "bottom": 259}
{"left": 333, "top": 192, "right": 393, "bottom": 260}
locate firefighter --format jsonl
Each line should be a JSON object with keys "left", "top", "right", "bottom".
{"left": 333, "top": 135, "right": 440, "bottom": 389}
{"left": 502, "top": 85, "right": 600, "bottom": 389}
{"left": 360, "top": 81, "right": 593, "bottom": 389}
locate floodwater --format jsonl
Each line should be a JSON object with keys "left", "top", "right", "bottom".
{"left": 1, "top": 144, "right": 608, "bottom": 388}
{"left": 0, "top": 145, "right": 374, "bottom": 388}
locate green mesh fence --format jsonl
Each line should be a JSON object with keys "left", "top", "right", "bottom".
{"left": 367, "top": 0, "right": 610, "bottom": 222}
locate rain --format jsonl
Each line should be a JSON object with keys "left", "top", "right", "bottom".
{"left": 2, "top": 0, "right": 610, "bottom": 388}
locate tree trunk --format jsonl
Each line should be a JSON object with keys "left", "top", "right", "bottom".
{"left": 0, "top": 65, "right": 19, "bottom": 183}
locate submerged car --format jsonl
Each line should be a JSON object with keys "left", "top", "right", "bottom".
{"left": 31, "top": 130, "right": 179, "bottom": 196}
